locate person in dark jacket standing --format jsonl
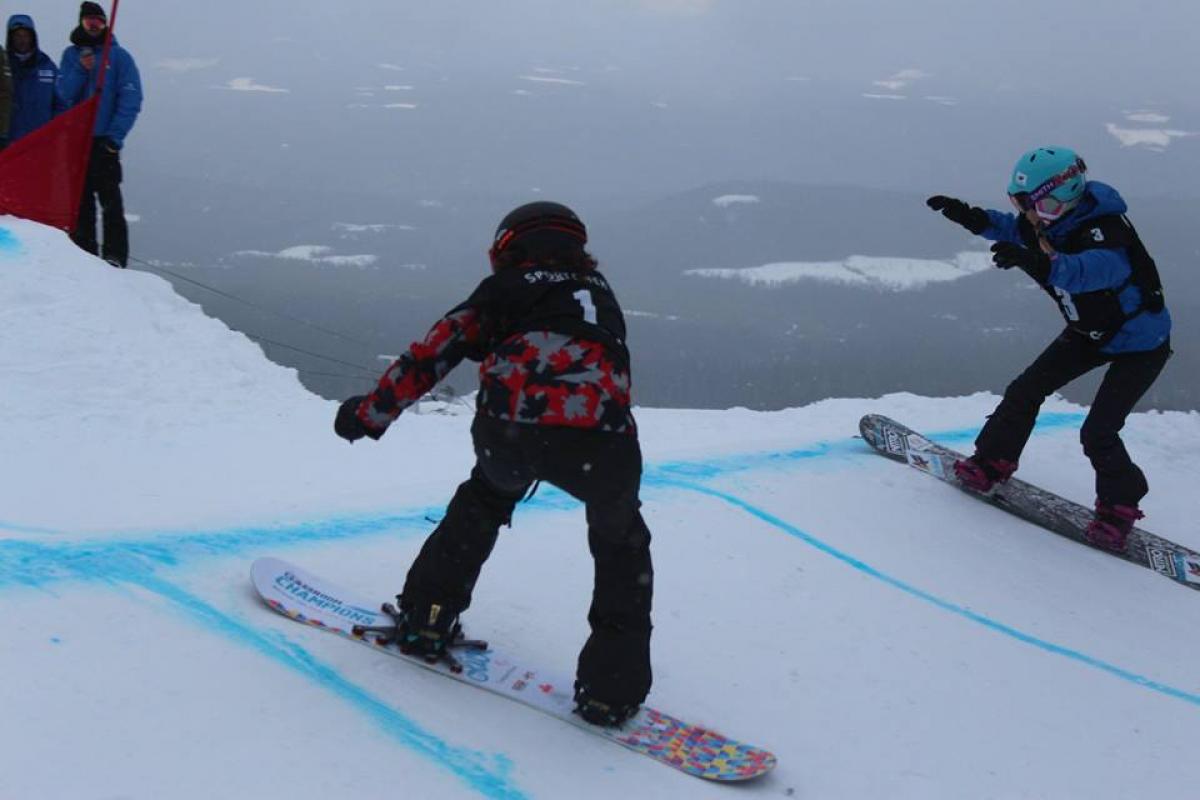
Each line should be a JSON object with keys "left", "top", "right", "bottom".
{"left": 57, "top": 2, "right": 143, "bottom": 268}
{"left": 334, "top": 202, "right": 654, "bottom": 728}
{"left": 928, "top": 146, "right": 1172, "bottom": 553}
{"left": 6, "top": 15, "right": 65, "bottom": 141}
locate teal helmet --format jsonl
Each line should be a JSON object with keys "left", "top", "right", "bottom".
{"left": 1007, "top": 146, "right": 1088, "bottom": 222}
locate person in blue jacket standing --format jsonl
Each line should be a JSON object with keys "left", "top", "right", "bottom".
{"left": 6, "top": 15, "right": 65, "bottom": 141}
{"left": 927, "top": 146, "right": 1172, "bottom": 553}
{"left": 58, "top": 1, "right": 142, "bottom": 268}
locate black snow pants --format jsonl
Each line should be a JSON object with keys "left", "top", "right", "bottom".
{"left": 71, "top": 139, "right": 128, "bottom": 268}
{"left": 401, "top": 414, "right": 653, "bottom": 707}
{"left": 974, "top": 329, "right": 1171, "bottom": 507}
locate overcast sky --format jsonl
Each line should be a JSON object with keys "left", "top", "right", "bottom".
{"left": 12, "top": 1, "right": 1199, "bottom": 209}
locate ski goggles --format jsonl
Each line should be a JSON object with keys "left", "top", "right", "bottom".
{"left": 1008, "top": 159, "right": 1087, "bottom": 222}
{"left": 488, "top": 216, "right": 587, "bottom": 270}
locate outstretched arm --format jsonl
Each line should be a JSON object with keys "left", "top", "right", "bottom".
{"left": 980, "top": 209, "right": 1023, "bottom": 244}
{"left": 343, "top": 307, "right": 485, "bottom": 440}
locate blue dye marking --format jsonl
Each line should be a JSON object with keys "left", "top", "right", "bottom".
{"left": 50, "top": 637, "right": 61, "bottom": 644}
{"left": 0, "top": 227, "right": 21, "bottom": 255}
{"left": 0, "top": 509, "right": 441, "bottom": 589}
{"left": 664, "top": 477, "right": 1200, "bottom": 709}
{"left": 133, "top": 574, "right": 525, "bottom": 799}
{"left": 646, "top": 412, "right": 1084, "bottom": 484}
{"left": 0, "top": 413, "right": 1088, "bottom": 588}
{"left": 0, "top": 520, "right": 65, "bottom": 536}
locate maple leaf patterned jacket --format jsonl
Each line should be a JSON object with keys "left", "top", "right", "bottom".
{"left": 356, "top": 266, "right": 636, "bottom": 435}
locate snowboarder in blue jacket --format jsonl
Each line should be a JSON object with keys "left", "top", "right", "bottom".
{"left": 58, "top": 2, "right": 143, "bottom": 268}
{"left": 6, "top": 15, "right": 65, "bottom": 141}
{"left": 927, "top": 146, "right": 1171, "bottom": 552}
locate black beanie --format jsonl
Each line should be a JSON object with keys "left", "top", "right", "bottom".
{"left": 80, "top": 2, "right": 106, "bottom": 21}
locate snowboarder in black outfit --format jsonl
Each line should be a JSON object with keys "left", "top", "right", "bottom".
{"left": 928, "top": 146, "right": 1172, "bottom": 553}
{"left": 334, "top": 202, "right": 652, "bottom": 726}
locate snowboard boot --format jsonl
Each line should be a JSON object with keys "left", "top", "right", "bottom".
{"left": 573, "top": 682, "right": 640, "bottom": 728}
{"left": 394, "top": 598, "right": 463, "bottom": 660}
{"left": 1085, "top": 502, "right": 1143, "bottom": 553}
{"left": 953, "top": 455, "right": 1017, "bottom": 493}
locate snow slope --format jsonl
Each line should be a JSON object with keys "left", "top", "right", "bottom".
{"left": 3, "top": 217, "right": 1200, "bottom": 800}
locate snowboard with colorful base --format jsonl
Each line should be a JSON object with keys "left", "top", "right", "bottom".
{"left": 250, "top": 557, "right": 777, "bottom": 782}
{"left": 859, "top": 414, "right": 1200, "bottom": 593}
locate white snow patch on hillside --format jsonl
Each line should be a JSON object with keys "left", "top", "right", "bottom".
{"left": 221, "top": 77, "right": 289, "bottom": 93}
{"left": 1105, "top": 122, "right": 1195, "bottom": 149}
{"left": 1125, "top": 111, "right": 1170, "bottom": 124}
{"left": 519, "top": 75, "right": 586, "bottom": 86}
{"left": 712, "top": 194, "right": 760, "bottom": 208}
{"left": 686, "top": 251, "right": 991, "bottom": 290}
{"left": 332, "top": 222, "right": 417, "bottom": 235}
{"left": 234, "top": 245, "right": 378, "bottom": 268}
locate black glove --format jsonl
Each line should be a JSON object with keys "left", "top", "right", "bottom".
{"left": 93, "top": 136, "right": 119, "bottom": 155}
{"left": 926, "top": 195, "right": 990, "bottom": 236}
{"left": 335, "top": 395, "right": 378, "bottom": 442}
{"left": 0, "top": 137, "right": 8, "bottom": 152}
{"left": 990, "top": 242, "right": 1051, "bottom": 284}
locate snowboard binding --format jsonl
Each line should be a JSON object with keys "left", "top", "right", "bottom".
{"left": 352, "top": 601, "right": 488, "bottom": 674}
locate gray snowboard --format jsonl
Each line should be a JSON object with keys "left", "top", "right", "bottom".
{"left": 859, "top": 413, "right": 1200, "bottom": 592}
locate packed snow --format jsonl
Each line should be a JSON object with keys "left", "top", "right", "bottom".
{"left": 3, "top": 217, "right": 1199, "bottom": 800}
{"left": 685, "top": 251, "right": 991, "bottom": 290}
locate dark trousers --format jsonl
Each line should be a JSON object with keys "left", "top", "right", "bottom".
{"left": 975, "top": 330, "right": 1171, "bottom": 506}
{"left": 402, "top": 415, "right": 653, "bottom": 707}
{"left": 71, "top": 140, "right": 128, "bottom": 268}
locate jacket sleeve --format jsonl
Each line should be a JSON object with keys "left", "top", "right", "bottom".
{"left": 56, "top": 47, "right": 87, "bottom": 108}
{"left": 51, "top": 63, "right": 67, "bottom": 117}
{"left": 356, "top": 307, "right": 486, "bottom": 434}
{"left": 0, "top": 50, "right": 12, "bottom": 139}
{"left": 1047, "top": 247, "right": 1134, "bottom": 295}
{"left": 104, "top": 49, "right": 142, "bottom": 147}
{"left": 981, "top": 209, "right": 1023, "bottom": 244}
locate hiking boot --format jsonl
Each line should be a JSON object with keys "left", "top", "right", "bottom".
{"left": 1085, "top": 503, "right": 1143, "bottom": 553}
{"left": 953, "top": 455, "right": 1018, "bottom": 493}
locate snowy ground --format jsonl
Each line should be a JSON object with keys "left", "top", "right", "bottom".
{"left": 3, "top": 216, "right": 1199, "bottom": 799}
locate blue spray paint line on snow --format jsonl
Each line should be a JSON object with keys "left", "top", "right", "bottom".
{"left": 0, "top": 509, "right": 440, "bottom": 589}
{"left": 647, "top": 411, "right": 1085, "bottom": 482}
{"left": 0, "top": 411, "right": 1087, "bottom": 588}
{"left": 0, "top": 519, "right": 68, "bottom": 535}
{"left": 130, "top": 573, "right": 527, "bottom": 800}
{"left": 0, "top": 227, "right": 20, "bottom": 254}
{"left": 667, "top": 478, "right": 1200, "bottom": 709}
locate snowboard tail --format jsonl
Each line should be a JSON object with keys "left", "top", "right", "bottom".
{"left": 251, "top": 557, "right": 776, "bottom": 782}
{"left": 859, "top": 414, "right": 1200, "bottom": 592}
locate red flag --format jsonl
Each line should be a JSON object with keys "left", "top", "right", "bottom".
{"left": 0, "top": 97, "right": 100, "bottom": 232}
{"left": 0, "top": 0, "right": 120, "bottom": 232}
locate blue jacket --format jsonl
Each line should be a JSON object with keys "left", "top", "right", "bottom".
{"left": 6, "top": 15, "right": 65, "bottom": 141}
{"left": 983, "top": 181, "right": 1171, "bottom": 354}
{"left": 57, "top": 31, "right": 142, "bottom": 148}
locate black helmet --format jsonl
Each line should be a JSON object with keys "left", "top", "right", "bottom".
{"left": 489, "top": 201, "right": 587, "bottom": 270}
